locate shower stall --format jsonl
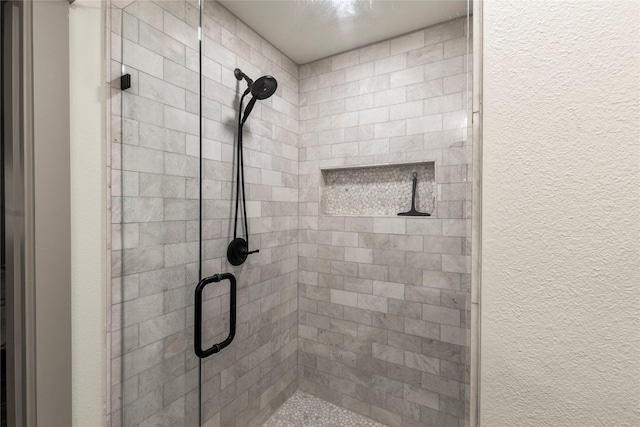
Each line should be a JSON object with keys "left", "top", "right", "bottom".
{"left": 109, "top": 1, "right": 473, "bottom": 425}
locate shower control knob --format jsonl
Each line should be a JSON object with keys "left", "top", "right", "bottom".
{"left": 227, "top": 238, "right": 259, "bottom": 266}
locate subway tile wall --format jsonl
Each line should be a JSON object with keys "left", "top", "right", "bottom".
{"left": 109, "top": 1, "right": 298, "bottom": 426}
{"left": 198, "top": 1, "right": 299, "bottom": 426}
{"left": 108, "top": 1, "right": 470, "bottom": 426}
{"left": 297, "top": 18, "right": 472, "bottom": 427}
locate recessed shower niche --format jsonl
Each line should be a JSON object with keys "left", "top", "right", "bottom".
{"left": 321, "top": 162, "right": 436, "bottom": 216}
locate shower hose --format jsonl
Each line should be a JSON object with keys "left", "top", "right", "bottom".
{"left": 228, "top": 89, "right": 259, "bottom": 265}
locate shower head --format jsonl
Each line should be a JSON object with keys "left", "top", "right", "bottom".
{"left": 234, "top": 68, "right": 278, "bottom": 100}
{"left": 234, "top": 69, "right": 278, "bottom": 124}
{"left": 251, "top": 75, "right": 277, "bottom": 100}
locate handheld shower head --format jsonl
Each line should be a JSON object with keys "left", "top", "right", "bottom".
{"left": 251, "top": 75, "right": 277, "bottom": 100}
{"left": 236, "top": 71, "right": 278, "bottom": 124}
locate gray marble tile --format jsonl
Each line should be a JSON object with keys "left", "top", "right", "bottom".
{"left": 138, "top": 310, "right": 185, "bottom": 347}
{"left": 406, "top": 44, "right": 444, "bottom": 67}
{"left": 404, "top": 350, "right": 440, "bottom": 375}
{"left": 139, "top": 21, "right": 186, "bottom": 66}
{"left": 403, "top": 384, "right": 439, "bottom": 410}
{"left": 123, "top": 92, "right": 164, "bottom": 126}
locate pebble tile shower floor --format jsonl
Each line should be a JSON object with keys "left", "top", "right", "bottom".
{"left": 262, "top": 391, "right": 387, "bottom": 427}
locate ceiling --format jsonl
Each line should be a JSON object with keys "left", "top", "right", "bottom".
{"left": 219, "top": 0, "right": 470, "bottom": 65}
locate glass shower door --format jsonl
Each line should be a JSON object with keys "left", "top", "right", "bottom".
{"left": 118, "top": 1, "right": 202, "bottom": 425}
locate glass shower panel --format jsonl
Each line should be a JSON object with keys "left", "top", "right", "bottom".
{"left": 118, "top": 1, "right": 201, "bottom": 426}
{"left": 462, "top": 1, "right": 473, "bottom": 424}
{"left": 197, "top": 2, "right": 300, "bottom": 426}
{"left": 114, "top": 0, "right": 475, "bottom": 425}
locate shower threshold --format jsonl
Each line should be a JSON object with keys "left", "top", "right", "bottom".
{"left": 263, "top": 391, "right": 387, "bottom": 427}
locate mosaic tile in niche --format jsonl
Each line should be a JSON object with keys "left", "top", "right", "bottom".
{"left": 322, "top": 163, "right": 435, "bottom": 216}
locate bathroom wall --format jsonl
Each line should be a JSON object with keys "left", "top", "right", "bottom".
{"left": 297, "top": 18, "right": 472, "bottom": 427}
{"left": 481, "top": 1, "right": 640, "bottom": 426}
{"left": 198, "top": 1, "right": 299, "bottom": 426}
{"left": 108, "top": 1, "right": 298, "bottom": 426}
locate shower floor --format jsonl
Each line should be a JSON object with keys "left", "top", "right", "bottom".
{"left": 263, "top": 391, "right": 386, "bottom": 427}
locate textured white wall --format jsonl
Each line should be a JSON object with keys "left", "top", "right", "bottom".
{"left": 481, "top": 1, "right": 639, "bottom": 426}
{"left": 70, "top": 1, "right": 106, "bottom": 426}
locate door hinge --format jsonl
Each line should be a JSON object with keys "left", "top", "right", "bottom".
{"left": 121, "top": 74, "right": 131, "bottom": 90}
